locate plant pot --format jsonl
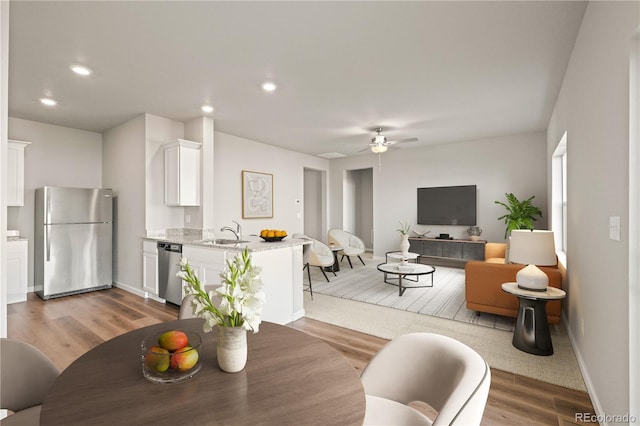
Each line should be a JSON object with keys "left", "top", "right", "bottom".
{"left": 216, "top": 326, "right": 247, "bottom": 373}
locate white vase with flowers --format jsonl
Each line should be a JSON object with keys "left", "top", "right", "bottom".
{"left": 178, "top": 248, "right": 265, "bottom": 373}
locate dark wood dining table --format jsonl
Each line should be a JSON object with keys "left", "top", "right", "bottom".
{"left": 40, "top": 318, "right": 365, "bottom": 425}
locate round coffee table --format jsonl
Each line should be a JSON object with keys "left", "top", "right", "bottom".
{"left": 385, "top": 251, "right": 420, "bottom": 264}
{"left": 377, "top": 263, "right": 436, "bottom": 296}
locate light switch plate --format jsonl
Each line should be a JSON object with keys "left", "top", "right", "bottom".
{"left": 609, "top": 216, "right": 621, "bottom": 241}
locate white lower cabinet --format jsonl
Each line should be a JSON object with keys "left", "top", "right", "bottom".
{"left": 7, "top": 239, "right": 28, "bottom": 303}
{"left": 182, "top": 246, "right": 227, "bottom": 289}
{"left": 142, "top": 241, "right": 158, "bottom": 294}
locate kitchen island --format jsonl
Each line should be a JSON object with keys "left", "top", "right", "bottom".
{"left": 142, "top": 230, "right": 308, "bottom": 325}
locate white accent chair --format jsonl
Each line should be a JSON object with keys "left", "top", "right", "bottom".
{"left": 1, "top": 338, "right": 60, "bottom": 426}
{"left": 293, "top": 234, "right": 335, "bottom": 297}
{"left": 327, "top": 229, "right": 366, "bottom": 268}
{"left": 360, "top": 333, "right": 491, "bottom": 426}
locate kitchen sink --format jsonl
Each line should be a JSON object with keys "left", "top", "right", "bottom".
{"left": 200, "top": 239, "right": 248, "bottom": 245}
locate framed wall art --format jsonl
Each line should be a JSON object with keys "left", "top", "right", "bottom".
{"left": 242, "top": 170, "right": 273, "bottom": 219}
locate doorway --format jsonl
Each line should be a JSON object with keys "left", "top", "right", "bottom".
{"left": 303, "top": 168, "right": 326, "bottom": 241}
{"left": 343, "top": 168, "right": 373, "bottom": 251}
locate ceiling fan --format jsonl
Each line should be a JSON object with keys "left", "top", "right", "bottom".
{"left": 361, "top": 128, "right": 418, "bottom": 153}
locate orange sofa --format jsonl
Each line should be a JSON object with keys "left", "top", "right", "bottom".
{"left": 464, "top": 243, "right": 563, "bottom": 324}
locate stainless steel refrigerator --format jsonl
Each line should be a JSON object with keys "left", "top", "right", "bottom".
{"left": 34, "top": 187, "right": 113, "bottom": 299}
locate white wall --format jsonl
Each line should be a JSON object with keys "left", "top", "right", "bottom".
{"left": 103, "top": 115, "right": 146, "bottom": 292}
{"left": 7, "top": 117, "right": 103, "bottom": 288}
{"left": 213, "top": 131, "right": 329, "bottom": 238}
{"left": 184, "top": 116, "right": 215, "bottom": 230}
{"left": 546, "top": 1, "right": 640, "bottom": 419}
{"left": 330, "top": 131, "right": 549, "bottom": 257}
{"left": 145, "top": 114, "right": 185, "bottom": 231}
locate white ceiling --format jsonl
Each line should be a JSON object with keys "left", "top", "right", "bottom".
{"left": 8, "top": 1, "right": 587, "bottom": 157}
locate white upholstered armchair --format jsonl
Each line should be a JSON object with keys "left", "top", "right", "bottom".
{"left": 293, "top": 234, "right": 335, "bottom": 297}
{"left": 327, "top": 229, "right": 366, "bottom": 268}
{"left": 1, "top": 338, "right": 60, "bottom": 426}
{"left": 360, "top": 333, "right": 491, "bottom": 425}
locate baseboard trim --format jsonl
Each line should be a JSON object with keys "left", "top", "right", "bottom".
{"left": 563, "top": 311, "right": 604, "bottom": 420}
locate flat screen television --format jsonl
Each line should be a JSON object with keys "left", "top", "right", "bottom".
{"left": 417, "top": 185, "right": 477, "bottom": 226}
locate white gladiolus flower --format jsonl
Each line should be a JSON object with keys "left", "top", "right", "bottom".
{"left": 177, "top": 247, "right": 264, "bottom": 333}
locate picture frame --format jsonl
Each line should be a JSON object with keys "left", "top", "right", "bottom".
{"left": 242, "top": 170, "right": 273, "bottom": 219}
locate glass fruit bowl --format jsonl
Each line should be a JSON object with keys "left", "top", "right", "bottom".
{"left": 141, "top": 330, "right": 202, "bottom": 384}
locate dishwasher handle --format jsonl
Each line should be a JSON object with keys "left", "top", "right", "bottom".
{"left": 157, "top": 242, "right": 183, "bottom": 253}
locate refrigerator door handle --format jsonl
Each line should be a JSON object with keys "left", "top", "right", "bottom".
{"left": 46, "top": 188, "right": 52, "bottom": 225}
{"left": 45, "top": 225, "right": 51, "bottom": 262}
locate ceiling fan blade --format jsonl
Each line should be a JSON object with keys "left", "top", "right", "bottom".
{"left": 386, "top": 137, "right": 418, "bottom": 145}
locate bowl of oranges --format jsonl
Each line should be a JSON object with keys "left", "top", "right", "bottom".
{"left": 260, "top": 229, "right": 287, "bottom": 242}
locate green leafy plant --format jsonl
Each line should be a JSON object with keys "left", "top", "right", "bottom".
{"left": 495, "top": 193, "right": 543, "bottom": 239}
{"left": 396, "top": 220, "right": 411, "bottom": 235}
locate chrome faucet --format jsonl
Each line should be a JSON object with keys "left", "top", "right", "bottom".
{"left": 220, "top": 220, "right": 242, "bottom": 241}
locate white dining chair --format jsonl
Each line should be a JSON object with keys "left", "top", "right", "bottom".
{"left": 360, "top": 332, "right": 491, "bottom": 425}
{"left": 0, "top": 338, "right": 60, "bottom": 426}
{"left": 327, "top": 229, "right": 366, "bottom": 268}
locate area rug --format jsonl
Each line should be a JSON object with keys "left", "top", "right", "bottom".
{"left": 303, "top": 292, "right": 586, "bottom": 391}
{"left": 308, "top": 259, "right": 516, "bottom": 331}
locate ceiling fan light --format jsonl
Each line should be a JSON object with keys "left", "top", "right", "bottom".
{"left": 371, "top": 144, "right": 388, "bottom": 154}
{"left": 372, "top": 135, "right": 386, "bottom": 144}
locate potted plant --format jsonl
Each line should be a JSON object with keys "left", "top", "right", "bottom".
{"left": 495, "top": 193, "right": 543, "bottom": 239}
{"left": 178, "top": 248, "right": 265, "bottom": 373}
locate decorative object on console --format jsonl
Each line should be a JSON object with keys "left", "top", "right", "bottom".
{"left": 467, "top": 226, "right": 483, "bottom": 241}
{"left": 179, "top": 248, "right": 265, "bottom": 373}
{"left": 508, "top": 230, "right": 556, "bottom": 291}
{"left": 495, "top": 193, "right": 543, "bottom": 239}
{"left": 396, "top": 221, "right": 411, "bottom": 256}
{"left": 412, "top": 229, "right": 430, "bottom": 238}
{"left": 242, "top": 170, "right": 273, "bottom": 219}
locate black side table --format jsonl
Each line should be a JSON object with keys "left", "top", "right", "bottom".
{"left": 501, "top": 282, "right": 566, "bottom": 356}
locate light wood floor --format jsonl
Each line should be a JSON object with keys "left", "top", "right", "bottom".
{"left": 7, "top": 287, "right": 596, "bottom": 425}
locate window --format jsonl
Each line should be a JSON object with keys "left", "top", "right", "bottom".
{"left": 552, "top": 132, "right": 568, "bottom": 265}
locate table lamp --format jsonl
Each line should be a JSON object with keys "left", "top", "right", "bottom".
{"left": 508, "top": 230, "right": 556, "bottom": 291}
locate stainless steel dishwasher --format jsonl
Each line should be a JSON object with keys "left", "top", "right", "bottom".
{"left": 157, "top": 242, "right": 183, "bottom": 306}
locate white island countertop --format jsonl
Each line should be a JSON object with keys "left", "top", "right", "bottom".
{"left": 143, "top": 232, "right": 308, "bottom": 252}
{"left": 143, "top": 229, "right": 308, "bottom": 325}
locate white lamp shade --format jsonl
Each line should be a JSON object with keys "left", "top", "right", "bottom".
{"left": 509, "top": 230, "right": 556, "bottom": 266}
{"left": 371, "top": 144, "right": 388, "bottom": 153}
{"left": 509, "top": 230, "right": 556, "bottom": 291}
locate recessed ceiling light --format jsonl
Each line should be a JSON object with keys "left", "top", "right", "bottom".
{"left": 261, "top": 82, "right": 277, "bottom": 92}
{"left": 70, "top": 65, "right": 92, "bottom": 76}
{"left": 201, "top": 105, "right": 214, "bottom": 113}
{"left": 40, "top": 98, "right": 57, "bottom": 106}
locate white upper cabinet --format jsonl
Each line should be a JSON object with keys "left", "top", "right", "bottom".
{"left": 163, "top": 139, "right": 202, "bottom": 206}
{"left": 7, "top": 139, "right": 31, "bottom": 206}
